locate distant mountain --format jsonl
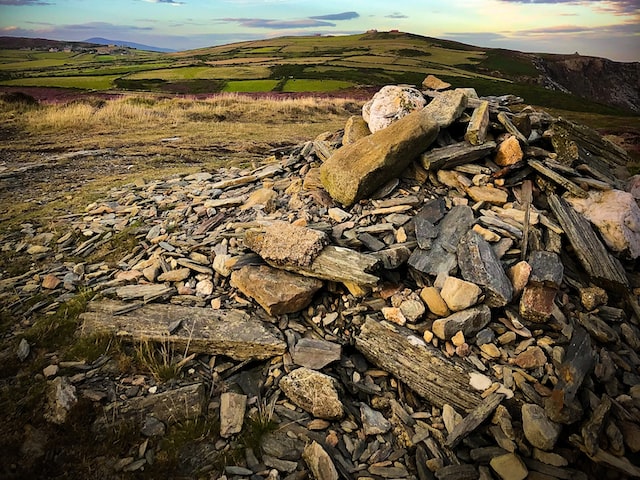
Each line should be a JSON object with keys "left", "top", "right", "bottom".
{"left": 84, "top": 37, "right": 176, "bottom": 53}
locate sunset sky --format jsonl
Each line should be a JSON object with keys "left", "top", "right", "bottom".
{"left": 1, "top": 0, "right": 638, "bottom": 62}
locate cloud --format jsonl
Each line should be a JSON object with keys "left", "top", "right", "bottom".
{"left": 143, "top": 0, "right": 185, "bottom": 5}
{"left": 0, "top": 0, "right": 51, "bottom": 5}
{"left": 309, "top": 12, "right": 359, "bottom": 21}
{"left": 219, "top": 18, "right": 336, "bottom": 29}
{"left": 496, "top": 0, "right": 640, "bottom": 15}
{"left": 386, "top": 12, "right": 409, "bottom": 19}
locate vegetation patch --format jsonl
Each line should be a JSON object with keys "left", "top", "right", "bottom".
{"left": 1, "top": 75, "right": 118, "bottom": 90}
{"left": 24, "top": 288, "right": 94, "bottom": 350}
{"left": 282, "top": 78, "right": 354, "bottom": 92}
{"left": 223, "top": 79, "right": 279, "bottom": 92}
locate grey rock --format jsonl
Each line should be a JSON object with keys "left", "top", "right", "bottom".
{"left": 16, "top": 338, "right": 30, "bottom": 362}
{"left": 141, "top": 415, "right": 166, "bottom": 437}
{"left": 360, "top": 403, "right": 391, "bottom": 435}
{"left": 291, "top": 337, "right": 341, "bottom": 370}
{"left": 44, "top": 376, "right": 77, "bottom": 424}
{"left": 409, "top": 205, "right": 474, "bottom": 275}
{"left": 220, "top": 392, "right": 247, "bottom": 438}
{"left": 279, "top": 367, "right": 343, "bottom": 420}
{"left": 458, "top": 230, "right": 513, "bottom": 307}
{"left": 424, "top": 89, "right": 468, "bottom": 128}
{"left": 303, "top": 441, "right": 339, "bottom": 480}
{"left": 431, "top": 305, "right": 492, "bottom": 340}
{"left": 528, "top": 251, "right": 563, "bottom": 287}
{"left": 522, "top": 403, "right": 561, "bottom": 451}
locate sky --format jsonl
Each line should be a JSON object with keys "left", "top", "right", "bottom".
{"left": 0, "top": 0, "right": 638, "bottom": 62}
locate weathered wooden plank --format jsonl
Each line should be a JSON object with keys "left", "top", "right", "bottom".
{"left": 420, "top": 141, "right": 496, "bottom": 171}
{"left": 556, "top": 118, "right": 631, "bottom": 167}
{"left": 355, "top": 317, "right": 483, "bottom": 413}
{"left": 497, "top": 112, "right": 528, "bottom": 145}
{"left": 272, "top": 245, "right": 380, "bottom": 287}
{"left": 528, "top": 159, "right": 588, "bottom": 198}
{"left": 547, "top": 193, "right": 628, "bottom": 288}
{"left": 79, "top": 299, "right": 286, "bottom": 360}
{"left": 93, "top": 383, "right": 204, "bottom": 434}
{"left": 547, "top": 326, "right": 595, "bottom": 423}
{"left": 446, "top": 392, "right": 505, "bottom": 448}
{"left": 569, "top": 434, "right": 640, "bottom": 478}
{"left": 209, "top": 163, "right": 282, "bottom": 190}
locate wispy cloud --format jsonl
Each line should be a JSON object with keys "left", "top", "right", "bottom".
{"left": 0, "top": 0, "right": 52, "bottom": 5}
{"left": 220, "top": 18, "right": 335, "bottom": 29}
{"left": 309, "top": 12, "right": 359, "bottom": 21}
{"left": 497, "top": 0, "right": 640, "bottom": 15}
{"left": 143, "top": 0, "right": 184, "bottom": 5}
{"left": 386, "top": 12, "right": 408, "bottom": 19}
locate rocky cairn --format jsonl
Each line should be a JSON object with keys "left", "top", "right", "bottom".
{"left": 3, "top": 77, "right": 640, "bottom": 479}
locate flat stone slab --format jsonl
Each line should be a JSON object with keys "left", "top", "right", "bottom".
{"left": 79, "top": 299, "right": 286, "bottom": 360}
{"left": 231, "top": 264, "right": 323, "bottom": 315}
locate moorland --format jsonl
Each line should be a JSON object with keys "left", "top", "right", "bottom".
{"left": 0, "top": 31, "right": 639, "bottom": 479}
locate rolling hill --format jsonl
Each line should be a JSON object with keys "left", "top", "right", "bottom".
{"left": 0, "top": 32, "right": 638, "bottom": 115}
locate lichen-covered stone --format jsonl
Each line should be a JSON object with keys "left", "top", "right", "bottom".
{"left": 320, "top": 108, "right": 439, "bottom": 206}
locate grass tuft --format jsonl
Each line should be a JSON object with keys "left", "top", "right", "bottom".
{"left": 24, "top": 288, "right": 94, "bottom": 350}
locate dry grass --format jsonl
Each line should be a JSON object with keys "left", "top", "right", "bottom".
{"left": 0, "top": 92, "right": 362, "bottom": 230}
{"left": 21, "top": 93, "right": 359, "bottom": 134}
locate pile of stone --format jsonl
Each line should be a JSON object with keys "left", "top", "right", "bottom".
{"left": 2, "top": 75, "right": 640, "bottom": 479}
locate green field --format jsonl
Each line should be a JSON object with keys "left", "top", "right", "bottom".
{"left": 281, "top": 79, "right": 354, "bottom": 92}
{"left": 223, "top": 79, "right": 280, "bottom": 92}
{"left": 0, "top": 75, "right": 119, "bottom": 89}
{"left": 0, "top": 32, "right": 636, "bottom": 116}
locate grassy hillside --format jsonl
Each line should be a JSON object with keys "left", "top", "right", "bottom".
{"left": 0, "top": 32, "right": 636, "bottom": 116}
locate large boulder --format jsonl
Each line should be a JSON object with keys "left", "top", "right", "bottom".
{"left": 566, "top": 189, "right": 640, "bottom": 259}
{"left": 320, "top": 108, "right": 439, "bottom": 206}
{"left": 362, "top": 85, "right": 427, "bottom": 133}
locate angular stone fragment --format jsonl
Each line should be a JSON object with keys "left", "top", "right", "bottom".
{"left": 342, "top": 115, "right": 371, "bottom": 145}
{"left": 522, "top": 403, "right": 561, "bottom": 450}
{"left": 420, "top": 286, "right": 450, "bottom": 317}
{"left": 432, "top": 305, "right": 491, "bottom": 340}
{"left": 490, "top": 453, "right": 528, "bottom": 480}
{"left": 291, "top": 338, "right": 341, "bottom": 370}
{"left": 157, "top": 268, "right": 191, "bottom": 282}
{"left": 220, "top": 392, "right": 247, "bottom": 438}
{"left": 528, "top": 251, "right": 563, "bottom": 287}
{"left": 466, "top": 185, "right": 509, "bottom": 205}
{"left": 409, "top": 205, "right": 474, "bottom": 276}
{"left": 360, "top": 403, "right": 391, "bottom": 435}
{"left": 465, "top": 100, "right": 490, "bottom": 145}
{"left": 303, "top": 441, "right": 339, "bottom": 480}
{"left": 240, "top": 187, "right": 277, "bottom": 213}
{"left": 42, "top": 274, "right": 61, "bottom": 290}
{"left": 245, "top": 221, "right": 328, "bottom": 267}
{"left": 440, "top": 276, "right": 482, "bottom": 312}
{"left": 231, "top": 265, "right": 322, "bottom": 315}
{"left": 363, "top": 85, "right": 427, "bottom": 133}
{"left": 424, "top": 89, "right": 468, "bottom": 127}
{"left": 458, "top": 231, "right": 513, "bottom": 307}
{"left": 422, "top": 74, "right": 451, "bottom": 91}
{"left": 508, "top": 261, "right": 531, "bottom": 297}
{"left": 279, "top": 367, "right": 343, "bottom": 420}
{"left": 494, "top": 135, "right": 523, "bottom": 167}
{"left": 45, "top": 377, "right": 77, "bottom": 425}
{"left": 320, "top": 107, "right": 439, "bottom": 207}
{"left": 566, "top": 189, "right": 640, "bottom": 259}
{"left": 579, "top": 286, "right": 608, "bottom": 311}
{"left": 520, "top": 285, "right": 557, "bottom": 322}
{"left": 514, "top": 346, "right": 547, "bottom": 369}
{"left": 382, "top": 306, "right": 407, "bottom": 326}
